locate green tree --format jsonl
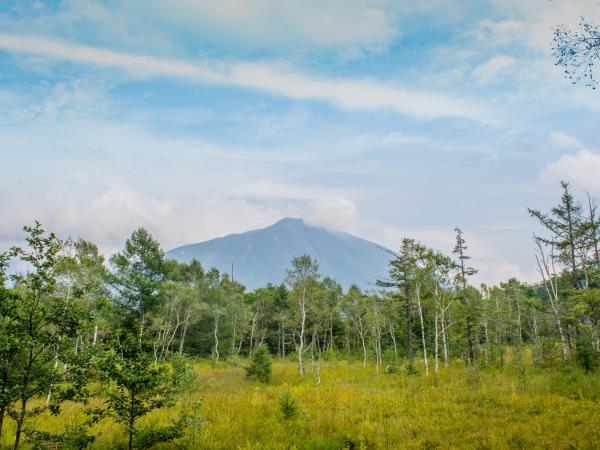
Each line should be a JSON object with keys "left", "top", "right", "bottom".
{"left": 96, "top": 335, "right": 172, "bottom": 450}
{"left": 453, "top": 228, "right": 478, "bottom": 365}
{"left": 7, "top": 223, "right": 92, "bottom": 449}
{"left": 341, "top": 286, "right": 369, "bottom": 366}
{"left": 278, "top": 390, "right": 299, "bottom": 420}
{"left": 529, "top": 182, "right": 583, "bottom": 289}
{"left": 378, "top": 240, "right": 418, "bottom": 366}
{"left": 110, "top": 228, "right": 165, "bottom": 337}
{"left": 286, "top": 255, "right": 320, "bottom": 375}
{"left": 318, "top": 277, "right": 342, "bottom": 354}
{"left": 55, "top": 239, "right": 110, "bottom": 347}
{"left": 0, "top": 249, "right": 17, "bottom": 441}
{"left": 426, "top": 250, "right": 457, "bottom": 371}
{"left": 245, "top": 343, "right": 272, "bottom": 383}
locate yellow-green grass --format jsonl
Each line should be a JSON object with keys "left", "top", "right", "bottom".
{"left": 2, "top": 359, "right": 600, "bottom": 449}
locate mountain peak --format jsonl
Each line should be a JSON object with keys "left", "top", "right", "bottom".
{"left": 166, "top": 218, "right": 392, "bottom": 290}
{"left": 272, "top": 217, "right": 304, "bottom": 226}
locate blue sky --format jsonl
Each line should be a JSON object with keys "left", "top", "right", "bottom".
{"left": 1, "top": 0, "right": 600, "bottom": 285}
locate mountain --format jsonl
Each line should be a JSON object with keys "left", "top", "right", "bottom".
{"left": 165, "top": 218, "right": 394, "bottom": 291}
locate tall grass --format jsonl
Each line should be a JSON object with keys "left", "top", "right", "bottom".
{"left": 2, "top": 358, "right": 600, "bottom": 449}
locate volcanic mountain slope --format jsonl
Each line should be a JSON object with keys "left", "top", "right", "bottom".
{"left": 166, "top": 218, "right": 393, "bottom": 291}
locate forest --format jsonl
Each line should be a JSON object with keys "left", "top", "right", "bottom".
{"left": 0, "top": 181, "right": 599, "bottom": 449}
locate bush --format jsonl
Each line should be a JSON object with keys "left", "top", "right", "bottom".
{"left": 169, "top": 354, "right": 199, "bottom": 395}
{"left": 405, "top": 363, "right": 419, "bottom": 376}
{"left": 245, "top": 344, "right": 272, "bottom": 383}
{"left": 539, "top": 338, "right": 562, "bottom": 367}
{"left": 320, "top": 348, "right": 342, "bottom": 361}
{"left": 384, "top": 364, "right": 398, "bottom": 374}
{"left": 278, "top": 390, "right": 299, "bottom": 420}
{"left": 135, "top": 413, "right": 190, "bottom": 449}
{"left": 26, "top": 424, "right": 95, "bottom": 450}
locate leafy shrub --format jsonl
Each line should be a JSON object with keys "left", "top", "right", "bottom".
{"left": 321, "top": 348, "right": 342, "bottom": 361}
{"left": 341, "top": 435, "right": 359, "bottom": 450}
{"left": 135, "top": 413, "right": 190, "bottom": 449}
{"left": 278, "top": 390, "right": 299, "bottom": 420}
{"left": 26, "top": 424, "right": 95, "bottom": 450}
{"left": 546, "top": 365, "right": 600, "bottom": 400}
{"left": 245, "top": 344, "right": 272, "bottom": 383}
{"left": 180, "top": 398, "right": 206, "bottom": 448}
{"left": 97, "top": 335, "right": 172, "bottom": 450}
{"left": 384, "top": 364, "right": 398, "bottom": 374}
{"left": 539, "top": 338, "right": 561, "bottom": 367}
{"left": 405, "top": 363, "right": 419, "bottom": 376}
{"left": 169, "top": 354, "right": 199, "bottom": 396}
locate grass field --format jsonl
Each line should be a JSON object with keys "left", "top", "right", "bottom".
{"left": 3, "top": 358, "right": 600, "bottom": 449}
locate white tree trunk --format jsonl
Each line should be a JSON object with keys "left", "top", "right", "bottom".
{"left": 535, "top": 242, "right": 568, "bottom": 360}
{"left": 298, "top": 287, "right": 306, "bottom": 375}
{"left": 416, "top": 286, "right": 429, "bottom": 377}
{"left": 213, "top": 310, "right": 220, "bottom": 362}
{"left": 434, "top": 312, "right": 439, "bottom": 374}
{"left": 441, "top": 311, "right": 449, "bottom": 367}
{"left": 389, "top": 321, "right": 398, "bottom": 365}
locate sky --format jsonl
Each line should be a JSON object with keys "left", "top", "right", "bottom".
{"left": 1, "top": 0, "right": 600, "bottom": 286}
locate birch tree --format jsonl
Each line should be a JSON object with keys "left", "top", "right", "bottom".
{"left": 428, "top": 251, "right": 456, "bottom": 370}
{"left": 341, "top": 286, "right": 369, "bottom": 366}
{"left": 285, "top": 255, "right": 320, "bottom": 376}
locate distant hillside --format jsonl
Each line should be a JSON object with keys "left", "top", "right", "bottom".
{"left": 165, "top": 218, "right": 393, "bottom": 290}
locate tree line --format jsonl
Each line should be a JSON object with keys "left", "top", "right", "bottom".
{"left": 0, "top": 181, "right": 599, "bottom": 448}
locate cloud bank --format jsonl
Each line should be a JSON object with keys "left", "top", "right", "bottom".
{"left": 0, "top": 33, "right": 485, "bottom": 121}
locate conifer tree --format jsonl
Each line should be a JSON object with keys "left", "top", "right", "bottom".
{"left": 453, "top": 227, "right": 478, "bottom": 365}
{"left": 110, "top": 228, "right": 165, "bottom": 337}
{"left": 529, "top": 181, "right": 583, "bottom": 289}
{"left": 245, "top": 343, "right": 272, "bottom": 383}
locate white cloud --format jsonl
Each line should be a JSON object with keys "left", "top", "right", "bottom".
{"left": 485, "top": 0, "right": 600, "bottom": 51}
{"left": 475, "top": 19, "right": 527, "bottom": 46}
{"left": 0, "top": 182, "right": 291, "bottom": 257}
{"left": 549, "top": 131, "right": 584, "bottom": 150}
{"left": 472, "top": 55, "right": 516, "bottom": 83}
{"left": 139, "top": 0, "right": 399, "bottom": 52}
{"left": 0, "top": 33, "right": 221, "bottom": 80}
{"left": 0, "top": 1, "right": 402, "bottom": 64}
{"left": 305, "top": 197, "right": 359, "bottom": 231}
{"left": 541, "top": 150, "right": 600, "bottom": 191}
{"left": 353, "top": 222, "right": 456, "bottom": 254}
{"left": 0, "top": 33, "right": 487, "bottom": 121}
{"left": 347, "top": 220, "right": 542, "bottom": 285}
{"left": 230, "top": 181, "right": 337, "bottom": 201}
{"left": 473, "top": 260, "right": 539, "bottom": 286}
{"left": 230, "top": 62, "right": 486, "bottom": 120}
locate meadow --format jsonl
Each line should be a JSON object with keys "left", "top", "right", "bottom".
{"left": 2, "top": 357, "right": 600, "bottom": 450}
